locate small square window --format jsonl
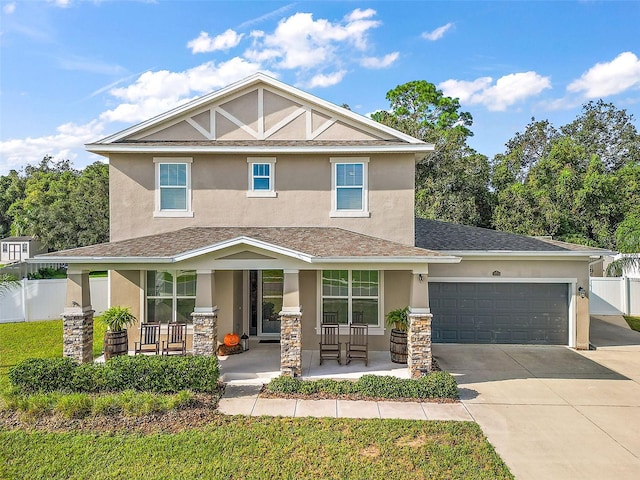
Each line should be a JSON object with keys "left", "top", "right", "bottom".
{"left": 247, "top": 158, "right": 276, "bottom": 197}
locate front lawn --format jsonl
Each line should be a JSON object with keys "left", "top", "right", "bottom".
{"left": 624, "top": 316, "right": 640, "bottom": 332}
{"left": 0, "top": 417, "right": 512, "bottom": 479}
{"left": 0, "top": 318, "right": 513, "bottom": 479}
{"left": 0, "top": 319, "right": 106, "bottom": 391}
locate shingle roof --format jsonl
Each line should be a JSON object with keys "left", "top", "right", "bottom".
{"left": 415, "top": 218, "right": 611, "bottom": 253}
{"left": 40, "top": 226, "right": 448, "bottom": 260}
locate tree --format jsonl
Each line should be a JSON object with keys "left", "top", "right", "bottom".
{"left": 561, "top": 100, "right": 640, "bottom": 172}
{"left": 373, "top": 80, "right": 491, "bottom": 226}
{"left": 371, "top": 80, "right": 473, "bottom": 143}
{"left": 0, "top": 170, "right": 25, "bottom": 238}
{"left": 4, "top": 157, "right": 109, "bottom": 251}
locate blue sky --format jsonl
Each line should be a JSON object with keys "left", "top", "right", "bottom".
{"left": 1, "top": 0, "right": 639, "bottom": 175}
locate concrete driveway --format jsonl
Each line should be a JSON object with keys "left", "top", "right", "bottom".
{"left": 433, "top": 316, "right": 640, "bottom": 480}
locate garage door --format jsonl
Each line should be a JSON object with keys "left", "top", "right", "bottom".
{"left": 429, "top": 282, "right": 569, "bottom": 345}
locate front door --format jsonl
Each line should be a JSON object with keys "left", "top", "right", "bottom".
{"left": 249, "top": 270, "right": 283, "bottom": 337}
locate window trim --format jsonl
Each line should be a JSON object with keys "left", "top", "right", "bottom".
{"left": 247, "top": 157, "right": 277, "bottom": 198}
{"left": 316, "top": 270, "right": 384, "bottom": 335}
{"left": 145, "top": 269, "right": 197, "bottom": 325}
{"left": 330, "top": 157, "right": 370, "bottom": 217}
{"left": 153, "top": 157, "right": 194, "bottom": 217}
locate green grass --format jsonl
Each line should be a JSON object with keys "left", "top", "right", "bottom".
{"left": 624, "top": 316, "right": 640, "bottom": 332}
{"left": 0, "top": 318, "right": 513, "bottom": 479}
{"left": 0, "top": 417, "right": 512, "bottom": 479}
{"left": 0, "top": 319, "right": 106, "bottom": 391}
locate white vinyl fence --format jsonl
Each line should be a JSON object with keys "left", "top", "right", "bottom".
{"left": 0, "top": 277, "right": 108, "bottom": 323}
{"left": 589, "top": 277, "right": 640, "bottom": 316}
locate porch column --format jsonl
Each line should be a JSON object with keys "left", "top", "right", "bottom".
{"left": 62, "top": 270, "right": 94, "bottom": 364}
{"left": 191, "top": 270, "right": 218, "bottom": 356}
{"left": 408, "top": 270, "right": 433, "bottom": 378}
{"left": 280, "top": 270, "right": 302, "bottom": 377}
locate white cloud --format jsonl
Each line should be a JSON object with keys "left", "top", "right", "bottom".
{"left": 305, "top": 71, "right": 346, "bottom": 88}
{"left": 440, "top": 72, "right": 551, "bottom": 111}
{"left": 3, "top": 2, "right": 16, "bottom": 14}
{"left": 0, "top": 120, "right": 104, "bottom": 173}
{"left": 567, "top": 51, "right": 640, "bottom": 98}
{"left": 244, "top": 9, "right": 382, "bottom": 72}
{"left": 46, "top": 0, "right": 71, "bottom": 7}
{"left": 422, "top": 23, "right": 454, "bottom": 41}
{"left": 361, "top": 52, "right": 399, "bottom": 69}
{"left": 100, "top": 57, "right": 267, "bottom": 123}
{"left": 187, "top": 29, "right": 244, "bottom": 54}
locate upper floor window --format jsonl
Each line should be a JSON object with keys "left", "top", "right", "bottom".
{"left": 154, "top": 158, "right": 193, "bottom": 217}
{"left": 330, "top": 157, "right": 369, "bottom": 217}
{"left": 247, "top": 157, "right": 276, "bottom": 197}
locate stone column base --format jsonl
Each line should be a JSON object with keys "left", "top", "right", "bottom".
{"left": 62, "top": 308, "right": 95, "bottom": 364}
{"left": 407, "top": 312, "right": 433, "bottom": 378}
{"left": 191, "top": 311, "right": 218, "bottom": 356}
{"left": 280, "top": 313, "right": 302, "bottom": 377}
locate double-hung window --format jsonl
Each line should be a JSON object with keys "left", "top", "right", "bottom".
{"left": 321, "top": 270, "right": 381, "bottom": 329}
{"left": 146, "top": 270, "right": 197, "bottom": 324}
{"left": 154, "top": 158, "right": 193, "bottom": 217}
{"left": 247, "top": 157, "right": 276, "bottom": 197}
{"left": 330, "top": 157, "right": 369, "bottom": 217}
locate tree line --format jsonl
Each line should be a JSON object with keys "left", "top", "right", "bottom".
{"left": 1, "top": 81, "right": 638, "bottom": 255}
{"left": 373, "top": 81, "right": 640, "bottom": 253}
{"left": 0, "top": 157, "right": 109, "bottom": 251}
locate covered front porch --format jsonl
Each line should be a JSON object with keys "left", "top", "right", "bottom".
{"left": 32, "top": 227, "right": 460, "bottom": 378}
{"left": 219, "top": 340, "right": 411, "bottom": 385}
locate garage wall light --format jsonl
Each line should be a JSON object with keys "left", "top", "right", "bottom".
{"left": 578, "top": 286, "right": 586, "bottom": 298}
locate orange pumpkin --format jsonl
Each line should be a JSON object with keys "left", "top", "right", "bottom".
{"left": 224, "top": 333, "right": 240, "bottom": 346}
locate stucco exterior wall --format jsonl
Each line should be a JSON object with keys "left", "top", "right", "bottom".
{"left": 110, "top": 270, "right": 143, "bottom": 350}
{"left": 109, "top": 153, "right": 416, "bottom": 245}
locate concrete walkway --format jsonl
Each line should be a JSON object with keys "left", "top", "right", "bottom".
{"left": 218, "top": 384, "right": 472, "bottom": 421}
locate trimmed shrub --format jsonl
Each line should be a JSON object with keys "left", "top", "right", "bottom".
{"left": 266, "top": 371, "right": 458, "bottom": 399}
{"left": 102, "top": 355, "right": 219, "bottom": 393}
{"left": 8, "top": 358, "right": 77, "bottom": 393}
{"left": 9, "top": 355, "right": 219, "bottom": 394}
{"left": 72, "top": 363, "right": 106, "bottom": 393}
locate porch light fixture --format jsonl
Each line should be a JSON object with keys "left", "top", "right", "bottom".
{"left": 492, "top": 271, "right": 501, "bottom": 277}
{"left": 578, "top": 287, "right": 586, "bottom": 298}
{"left": 418, "top": 274, "right": 424, "bottom": 282}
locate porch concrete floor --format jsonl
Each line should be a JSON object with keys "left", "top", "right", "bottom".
{"left": 218, "top": 340, "right": 410, "bottom": 385}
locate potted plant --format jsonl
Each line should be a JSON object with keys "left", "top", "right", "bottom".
{"left": 386, "top": 306, "right": 409, "bottom": 364}
{"left": 100, "top": 306, "right": 137, "bottom": 360}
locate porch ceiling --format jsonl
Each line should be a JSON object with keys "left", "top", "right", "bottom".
{"left": 33, "top": 226, "right": 459, "bottom": 265}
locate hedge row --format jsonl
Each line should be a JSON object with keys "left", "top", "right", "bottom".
{"left": 267, "top": 372, "right": 458, "bottom": 399}
{"left": 8, "top": 356, "right": 219, "bottom": 394}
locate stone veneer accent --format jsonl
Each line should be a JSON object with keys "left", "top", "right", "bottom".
{"left": 407, "top": 313, "right": 433, "bottom": 378}
{"left": 280, "top": 313, "right": 302, "bottom": 377}
{"left": 62, "top": 309, "right": 94, "bottom": 364}
{"left": 191, "top": 311, "right": 218, "bottom": 356}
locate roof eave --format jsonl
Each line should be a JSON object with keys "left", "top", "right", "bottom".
{"left": 312, "top": 255, "right": 461, "bottom": 264}
{"left": 440, "top": 250, "right": 614, "bottom": 258}
{"left": 85, "top": 143, "right": 435, "bottom": 156}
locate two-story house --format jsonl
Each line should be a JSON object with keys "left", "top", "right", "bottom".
{"left": 36, "top": 73, "right": 608, "bottom": 377}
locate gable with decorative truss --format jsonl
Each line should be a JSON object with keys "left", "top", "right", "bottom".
{"left": 124, "top": 81, "right": 394, "bottom": 143}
